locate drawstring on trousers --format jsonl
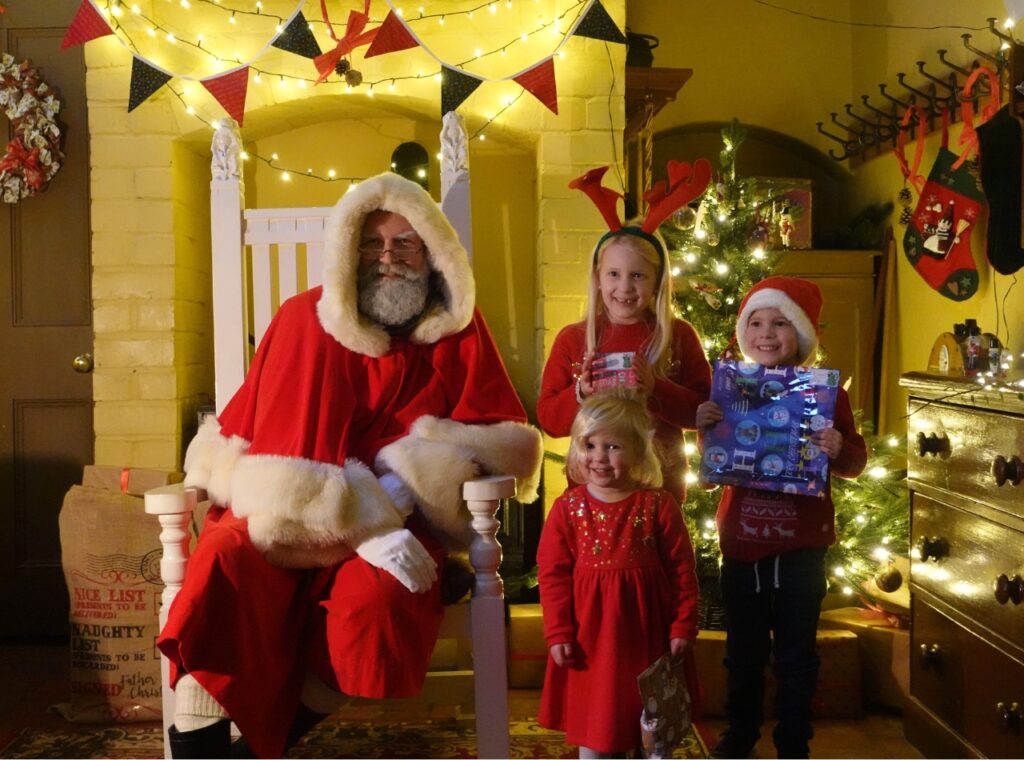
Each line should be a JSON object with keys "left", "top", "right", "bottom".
{"left": 753, "top": 555, "right": 782, "bottom": 594}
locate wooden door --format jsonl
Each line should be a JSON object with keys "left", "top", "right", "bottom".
{"left": 0, "top": 1, "right": 93, "bottom": 638}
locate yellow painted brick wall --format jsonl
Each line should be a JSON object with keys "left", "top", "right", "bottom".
{"left": 85, "top": 38, "right": 210, "bottom": 471}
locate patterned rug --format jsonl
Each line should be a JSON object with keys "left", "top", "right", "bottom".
{"left": 0, "top": 718, "right": 709, "bottom": 758}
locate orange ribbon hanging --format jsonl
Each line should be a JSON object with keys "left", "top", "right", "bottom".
{"left": 893, "top": 104, "right": 928, "bottom": 195}
{"left": 953, "top": 65, "right": 1001, "bottom": 170}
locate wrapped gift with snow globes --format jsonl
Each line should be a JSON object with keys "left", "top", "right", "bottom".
{"left": 699, "top": 360, "right": 840, "bottom": 497}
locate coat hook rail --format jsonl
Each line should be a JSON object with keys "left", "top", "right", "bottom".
{"left": 816, "top": 29, "right": 1018, "bottom": 163}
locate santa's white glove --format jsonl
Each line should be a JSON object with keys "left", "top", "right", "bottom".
{"left": 355, "top": 529, "right": 437, "bottom": 593}
{"left": 378, "top": 472, "right": 416, "bottom": 517}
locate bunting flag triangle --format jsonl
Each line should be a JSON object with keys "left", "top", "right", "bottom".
{"left": 572, "top": 0, "right": 626, "bottom": 43}
{"left": 271, "top": 12, "right": 322, "bottom": 59}
{"left": 364, "top": 11, "right": 419, "bottom": 58}
{"left": 513, "top": 57, "right": 558, "bottom": 114}
{"left": 203, "top": 67, "right": 249, "bottom": 126}
{"left": 61, "top": 0, "right": 114, "bottom": 49}
{"left": 441, "top": 66, "right": 483, "bottom": 116}
{"left": 128, "top": 56, "right": 172, "bottom": 112}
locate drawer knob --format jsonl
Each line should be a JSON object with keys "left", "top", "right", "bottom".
{"left": 994, "top": 574, "right": 1024, "bottom": 605}
{"left": 996, "top": 701, "right": 1022, "bottom": 734}
{"left": 916, "top": 432, "right": 950, "bottom": 457}
{"left": 915, "top": 535, "right": 949, "bottom": 562}
{"left": 920, "top": 643, "right": 942, "bottom": 670}
{"left": 993, "top": 455, "right": 1024, "bottom": 487}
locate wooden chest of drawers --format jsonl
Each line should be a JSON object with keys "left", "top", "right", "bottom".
{"left": 901, "top": 373, "right": 1024, "bottom": 758}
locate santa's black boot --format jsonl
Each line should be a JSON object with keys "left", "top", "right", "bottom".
{"left": 229, "top": 704, "right": 329, "bottom": 758}
{"left": 168, "top": 720, "right": 232, "bottom": 758}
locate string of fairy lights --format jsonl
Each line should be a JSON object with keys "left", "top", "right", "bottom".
{"left": 97, "top": 0, "right": 591, "bottom": 182}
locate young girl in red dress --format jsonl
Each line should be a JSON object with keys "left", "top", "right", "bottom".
{"left": 536, "top": 222, "right": 711, "bottom": 503}
{"left": 537, "top": 393, "right": 700, "bottom": 758}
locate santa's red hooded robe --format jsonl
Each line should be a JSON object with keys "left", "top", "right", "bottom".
{"left": 157, "top": 173, "right": 542, "bottom": 759}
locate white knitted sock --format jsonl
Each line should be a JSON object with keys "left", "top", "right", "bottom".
{"left": 174, "top": 674, "right": 229, "bottom": 732}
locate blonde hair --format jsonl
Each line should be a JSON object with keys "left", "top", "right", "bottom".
{"left": 565, "top": 392, "right": 663, "bottom": 490}
{"left": 584, "top": 225, "right": 674, "bottom": 378}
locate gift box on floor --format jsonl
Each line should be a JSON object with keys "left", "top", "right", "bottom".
{"left": 818, "top": 607, "right": 909, "bottom": 709}
{"left": 508, "top": 603, "right": 547, "bottom": 688}
{"left": 694, "top": 629, "right": 862, "bottom": 719}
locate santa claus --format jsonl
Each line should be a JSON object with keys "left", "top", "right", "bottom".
{"left": 158, "top": 172, "right": 542, "bottom": 758}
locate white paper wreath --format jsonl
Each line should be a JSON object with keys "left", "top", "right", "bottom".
{"left": 0, "top": 53, "right": 63, "bottom": 203}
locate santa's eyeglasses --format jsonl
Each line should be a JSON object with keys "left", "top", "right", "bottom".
{"left": 357, "top": 238, "right": 425, "bottom": 262}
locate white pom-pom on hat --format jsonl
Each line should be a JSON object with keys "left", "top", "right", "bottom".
{"left": 736, "top": 275, "right": 823, "bottom": 365}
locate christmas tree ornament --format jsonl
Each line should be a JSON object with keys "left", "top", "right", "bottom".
{"left": 899, "top": 207, "right": 913, "bottom": 226}
{"left": 897, "top": 185, "right": 913, "bottom": 206}
{"left": 334, "top": 58, "right": 351, "bottom": 76}
{"left": 344, "top": 68, "right": 363, "bottom": 87}
{"left": 670, "top": 205, "right": 697, "bottom": 231}
{"left": 897, "top": 106, "right": 985, "bottom": 301}
{"left": 874, "top": 562, "right": 903, "bottom": 593}
{"left": 706, "top": 230, "right": 720, "bottom": 247}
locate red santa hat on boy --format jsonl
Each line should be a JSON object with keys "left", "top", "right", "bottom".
{"left": 736, "top": 275, "right": 823, "bottom": 365}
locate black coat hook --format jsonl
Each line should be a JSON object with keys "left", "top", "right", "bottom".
{"left": 878, "top": 82, "right": 914, "bottom": 111}
{"left": 962, "top": 32, "right": 1004, "bottom": 69}
{"left": 986, "top": 17, "right": 1014, "bottom": 44}
{"left": 936, "top": 48, "right": 973, "bottom": 76}
{"left": 843, "top": 104, "right": 880, "bottom": 145}
{"left": 916, "top": 61, "right": 958, "bottom": 108}
{"left": 816, "top": 121, "right": 859, "bottom": 161}
{"left": 896, "top": 73, "right": 939, "bottom": 117}
{"left": 860, "top": 96, "right": 898, "bottom": 138}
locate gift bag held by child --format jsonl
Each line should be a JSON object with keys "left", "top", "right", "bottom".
{"left": 638, "top": 651, "right": 692, "bottom": 759}
{"left": 896, "top": 105, "right": 986, "bottom": 301}
{"left": 55, "top": 466, "right": 182, "bottom": 723}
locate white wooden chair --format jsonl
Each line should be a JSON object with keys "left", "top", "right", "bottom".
{"left": 146, "top": 114, "right": 513, "bottom": 759}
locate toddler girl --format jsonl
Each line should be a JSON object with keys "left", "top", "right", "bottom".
{"left": 537, "top": 394, "right": 700, "bottom": 758}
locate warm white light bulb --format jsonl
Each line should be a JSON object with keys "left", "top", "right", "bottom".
{"left": 281, "top": 171, "right": 290, "bottom": 181}
{"left": 328, "top": 169, "right": 336, "bottom": 178}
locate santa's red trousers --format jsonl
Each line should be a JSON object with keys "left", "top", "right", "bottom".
{"left": 157, "top": 507, "right": 445, "bottom": 759}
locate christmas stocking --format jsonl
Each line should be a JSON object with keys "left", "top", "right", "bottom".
{"left": 954, "top": 65, "right": 1024, "bottom": 275}
{"left": 898, "top": 108, "right": 986, "bottom": 301}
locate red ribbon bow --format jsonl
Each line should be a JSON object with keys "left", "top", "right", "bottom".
{"left": 0, "top": 138, "right": 44, "bottom": 189}
{"left": 314, "top": 0, "right": 379, "bottom": 84}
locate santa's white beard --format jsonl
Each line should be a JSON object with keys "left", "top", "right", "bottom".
{"left": 357, "top": 264, "right": 430, "bottom": 327}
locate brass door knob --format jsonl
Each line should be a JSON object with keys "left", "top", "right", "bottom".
{"left": 72, "top": 353, "right": 93, "bottom": 373}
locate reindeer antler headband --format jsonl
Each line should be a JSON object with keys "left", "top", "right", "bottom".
{"left": 569, "top": 159, "right": 713, "bottom": 259}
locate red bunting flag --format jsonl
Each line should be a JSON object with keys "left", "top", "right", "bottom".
{"left": 61, "top": 0, "right": 114, "bottom": 49}
{"left": 202, "top": 67, "right": 249, "bottom": 126}
{"left": 364, "top": 11, "right": 419, "bottom": 59}
{"left": 513, "top": 57, "right": 558, "bottom": 114}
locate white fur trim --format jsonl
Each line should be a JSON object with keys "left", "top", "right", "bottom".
{"left": 182, "top": 418, "right": 405, "bottom": 568}
{"left": 736, "top": 287, "right": 818, "bottom": 365}
{"left": 183, "top": 416, "right": 248, "bottom": 505}
{"left": 317, "top": 173, "right": 475, "bottom": 357}
{"left": 375, "top": 417, "right": 544, "bottom": 548}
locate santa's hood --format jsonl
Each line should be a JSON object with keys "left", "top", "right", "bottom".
{"left": 317, "top": 172, "right": 476, "bottom": 357}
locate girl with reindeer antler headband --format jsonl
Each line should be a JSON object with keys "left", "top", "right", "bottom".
{"left": 537, "top": 160, "right": 714, "bottom": 503}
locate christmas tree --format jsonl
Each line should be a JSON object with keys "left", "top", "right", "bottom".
{"left": 662, "top": 120, "right": 910, "bottom": 623}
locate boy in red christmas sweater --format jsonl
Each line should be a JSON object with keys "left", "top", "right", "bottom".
{"left": 696, "top": 276, "right": 867, "bottom": 759}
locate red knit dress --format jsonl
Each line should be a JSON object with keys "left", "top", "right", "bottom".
{"left": 537, "top": 486, "right": 699, "bottom": 753}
